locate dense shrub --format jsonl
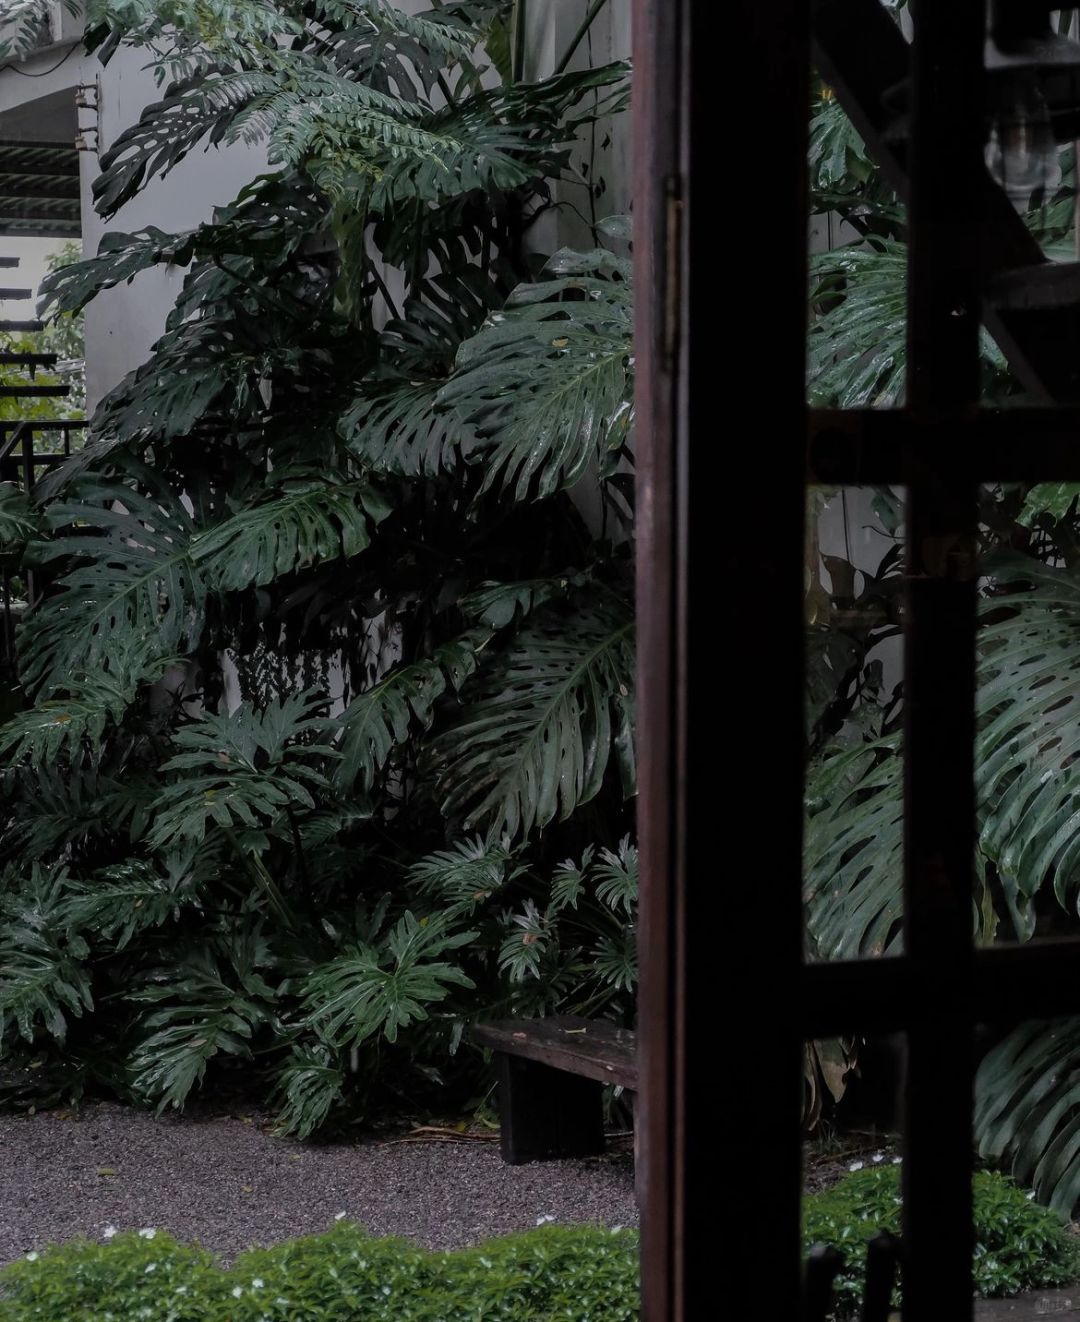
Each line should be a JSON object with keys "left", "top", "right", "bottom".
{"left": 804, "top": 1165, "right": 1080, "bottom": 1315}
{"left": 0, "top": 0, "right": 636, "bottom": 1136}
{"left": 0, "top": 1223, "right": 640, "bottom": 1321}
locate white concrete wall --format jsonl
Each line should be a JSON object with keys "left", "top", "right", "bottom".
{"left": 80, "top": 46, "right": 268, "bottom": 411}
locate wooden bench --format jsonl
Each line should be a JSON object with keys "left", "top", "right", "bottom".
{"left": 474, "top": 1015, "right": 637, "bottom": 1165}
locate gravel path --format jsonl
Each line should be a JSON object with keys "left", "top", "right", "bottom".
{"left": 0, "top": 1102, "right": 637, "bottom": 1265}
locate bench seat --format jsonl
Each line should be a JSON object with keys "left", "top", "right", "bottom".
{"left": 475, "top": 1015, "right": 637, "bottom": 1166}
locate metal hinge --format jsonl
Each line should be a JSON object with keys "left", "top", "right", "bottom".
{"left": 663, "top": 175, "right": 684, "bottom": 371}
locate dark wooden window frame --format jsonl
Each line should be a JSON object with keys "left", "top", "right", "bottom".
{"left": 634, "top": 0, "right": 1080, "bottom": 1316}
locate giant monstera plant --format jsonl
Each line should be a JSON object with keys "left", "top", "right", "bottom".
{"left": 0, "top": 0, "right": 637, "bottom": 1136}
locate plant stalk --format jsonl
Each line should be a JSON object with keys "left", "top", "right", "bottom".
{"left": 555, "top": 0, "right": 611, "bottom": 75}
{"left": 224, "top": 826, "right": 300, "bottom": 932}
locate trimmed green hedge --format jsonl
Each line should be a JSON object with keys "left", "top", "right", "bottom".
{"left": 805, "top": 1165, "right": 1080, "bottom": 1315}
{"left": 0, "top": 1223, "right": 639, "bottom": 1321}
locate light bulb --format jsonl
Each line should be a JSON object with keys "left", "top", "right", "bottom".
{"left": 985, "top": 85, "right": 1063, "bottom": 213}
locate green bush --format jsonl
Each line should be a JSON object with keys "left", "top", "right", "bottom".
{"left": 804, "top": 1165, "right": 1079, "bottom": 1315}
{"left": 0, "top": 1222, "right": 640, "bottom": 1321}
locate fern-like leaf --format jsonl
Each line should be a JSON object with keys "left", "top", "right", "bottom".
{"left": 192, "top": 475, "right": 391, "bottom": 591}
{"left": 335, "top": 633, "right": 485, "bottom": 792}
{"left": 271, "top": 1043, "right": 345, "bottom": 1140}
{"left": 437, "top": 247, "right": 633, "bottom": 501}
{"left": 19, "top": 469, "right": 204, "bottom": 697}
{"left": 148, "top": 691, "right": 337, "bottom": 851}
{"left": 429, "top": 600, "right": 635, "bottom": 840}
{"left": 300, "top": 913, "right": 476, "bottom": 1046}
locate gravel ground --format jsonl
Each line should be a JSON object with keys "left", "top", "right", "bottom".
{"left": 0, "top": 1102, "right": 637, "bottom": 1265}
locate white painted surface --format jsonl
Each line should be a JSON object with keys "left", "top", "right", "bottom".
{"left": 79, "top": 44, "right": 268, "bottom": 411}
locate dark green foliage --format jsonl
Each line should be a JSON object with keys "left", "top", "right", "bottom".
{"left": 0, "top": 0, "right": 635, "bottom": 1134}
{"left": 804, "top": 1166, "right": 1079, "bottom": 1316}
{"left": 0, "top": 1223, "right": 641, "bottom": 1322}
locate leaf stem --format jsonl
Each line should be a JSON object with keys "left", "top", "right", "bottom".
{"left": 224, "top": 826, "right": 299, "bottom": 932}
{"left": 555, "top": 0, "right": 611, "bottom": 75}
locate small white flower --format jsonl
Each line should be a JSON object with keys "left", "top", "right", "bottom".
{"left": 175, "top": 1286, "right": 188, "bottom": 1296}
{"left": 138, "top": 1228, "right": 156, "bottom": 1240}
{"left": 334, "top": 1211, "right": 347, "bottom": 1221}
{"left": 251, "top": 1278, "right": 264, "bottom": 1289}
{"left": 144, "top": 1263, "right": 157, "bottom": 1274}
{"left": 232, "top": 1286, "right": 243, "bottom": 1298}
{"left": 535, "top": 1214, "right": 556, "bottom": 1225}
{"left": 611, "top": 1225, "right": 623, "bottom": 1233}
{"left": 25, "top": 1252, "right": 38, "bottom": 1262}
{"left": 103, "top": 1226, "right": 117, "bottom": 1239}
{"left": 382, "top": 1285, "right": 391, "bottom": 1296}
{"left": 892, "top": 1156, "right": 902, "bottom": 1165}
{"left": 276, "top": 1299, "right": 288, "bottom": 1308}
{"left": 1027, "top": 1190, "right": 1037, "bottom": 1200}
{"left": 848, "top": 1161, "right": 865, "bottom": 1172}
{"left": 872, "top": 1153, "right": 885, "bottom": 1164}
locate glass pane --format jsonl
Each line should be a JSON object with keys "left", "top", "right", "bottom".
{"left": 805, "top": 486, "right": 905, "bottom": 961}
{"left": 973, "top": 1016, "right": 1080, "bottom": 1307}
{"left": 802, "top": 1030, "right": 905, "bottom": 1316}
{"left": 977, "top": 483, "right": 1080, "bottom": 946}
{"left": 810, "top": 6, "right": 1080, "bottom": 413}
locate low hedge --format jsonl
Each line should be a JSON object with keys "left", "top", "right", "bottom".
{"left": 0, "top": 1222, "right": 639, "bottom": 1321}
{"left": 804, "top": 1165, "right": 1080, "bottom": 1315}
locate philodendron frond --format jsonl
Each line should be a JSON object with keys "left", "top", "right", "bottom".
{"left": 808, "top": 240, "right": 1010, "bottom": 408}
{"left": 0, "top": 0, "right": 635, "bottom": 1134}
{"left": 429, "top": 597, "right": 636, "bottom": 841}
{"left": 19, "top": 466, "right": 204, "bottom": 698}
{"left": 438, "top": 245, "right": 633, "bottom": 501}
{"left": 147, "top": 691, "right": 338, "bottom": 851}
{"left": 300, "top": 912, "right": 477, "bottom": 1046}
{"left": 0, "top": 482, "right": 37, "bottom": 549}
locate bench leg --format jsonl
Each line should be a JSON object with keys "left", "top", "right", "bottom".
{"left": 496, "top": 1053, "right": 606, "bottom": 1164}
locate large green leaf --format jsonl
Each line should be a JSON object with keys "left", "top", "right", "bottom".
{"left": 0, "top": 482, "right": 38, "bottom": 549}
{"left": 271, "top": 1043, "right": 345, "bottom": 1140}
{"left": 18, "top": 470, "right": 204, "bottom": 697}
{"left": 803, "top": 736, "right": 903, "bottom": 961}
{"left": 428, "top": 600, "right": 635, "bottom": 840}
{"left": 807, "top": 243, "right": 909, "bottom": 409}
{"left": 335, "top": 633, "right": 484, "bottom": 792}
{"left": 38, "top": 228, "right": 191, "bottom": 321}
{"left": 976, "top": 556, "right": 1080, "bottom": 934}
{"left": 340, "top": 271, "right": 499, "bottom": 476}
{"left": 192, "top": 475, "right": 391, "bottom": 591}
{"left": 0, "top": 673, "right": 132, "bottom": 770}
{"left": 437, "top": 247, "right": 633, "bottom": 501}
{"left": 0, "top": 868, "right": 92, "bottom": 1047}
{"left": 300, "top": 912, "right": 476, "bottom": 1046}
{"left": 975, "top": 1019, "right": 1080, "bottom": 1218}
{"left": 808, "top": 240, "right": 1009, "bottom": 408}
{"left": 148, "top": 692, "right": 337, "bottom": 852}
{"left": 127, "top": 948, "right": 272, "bottom": 1112}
